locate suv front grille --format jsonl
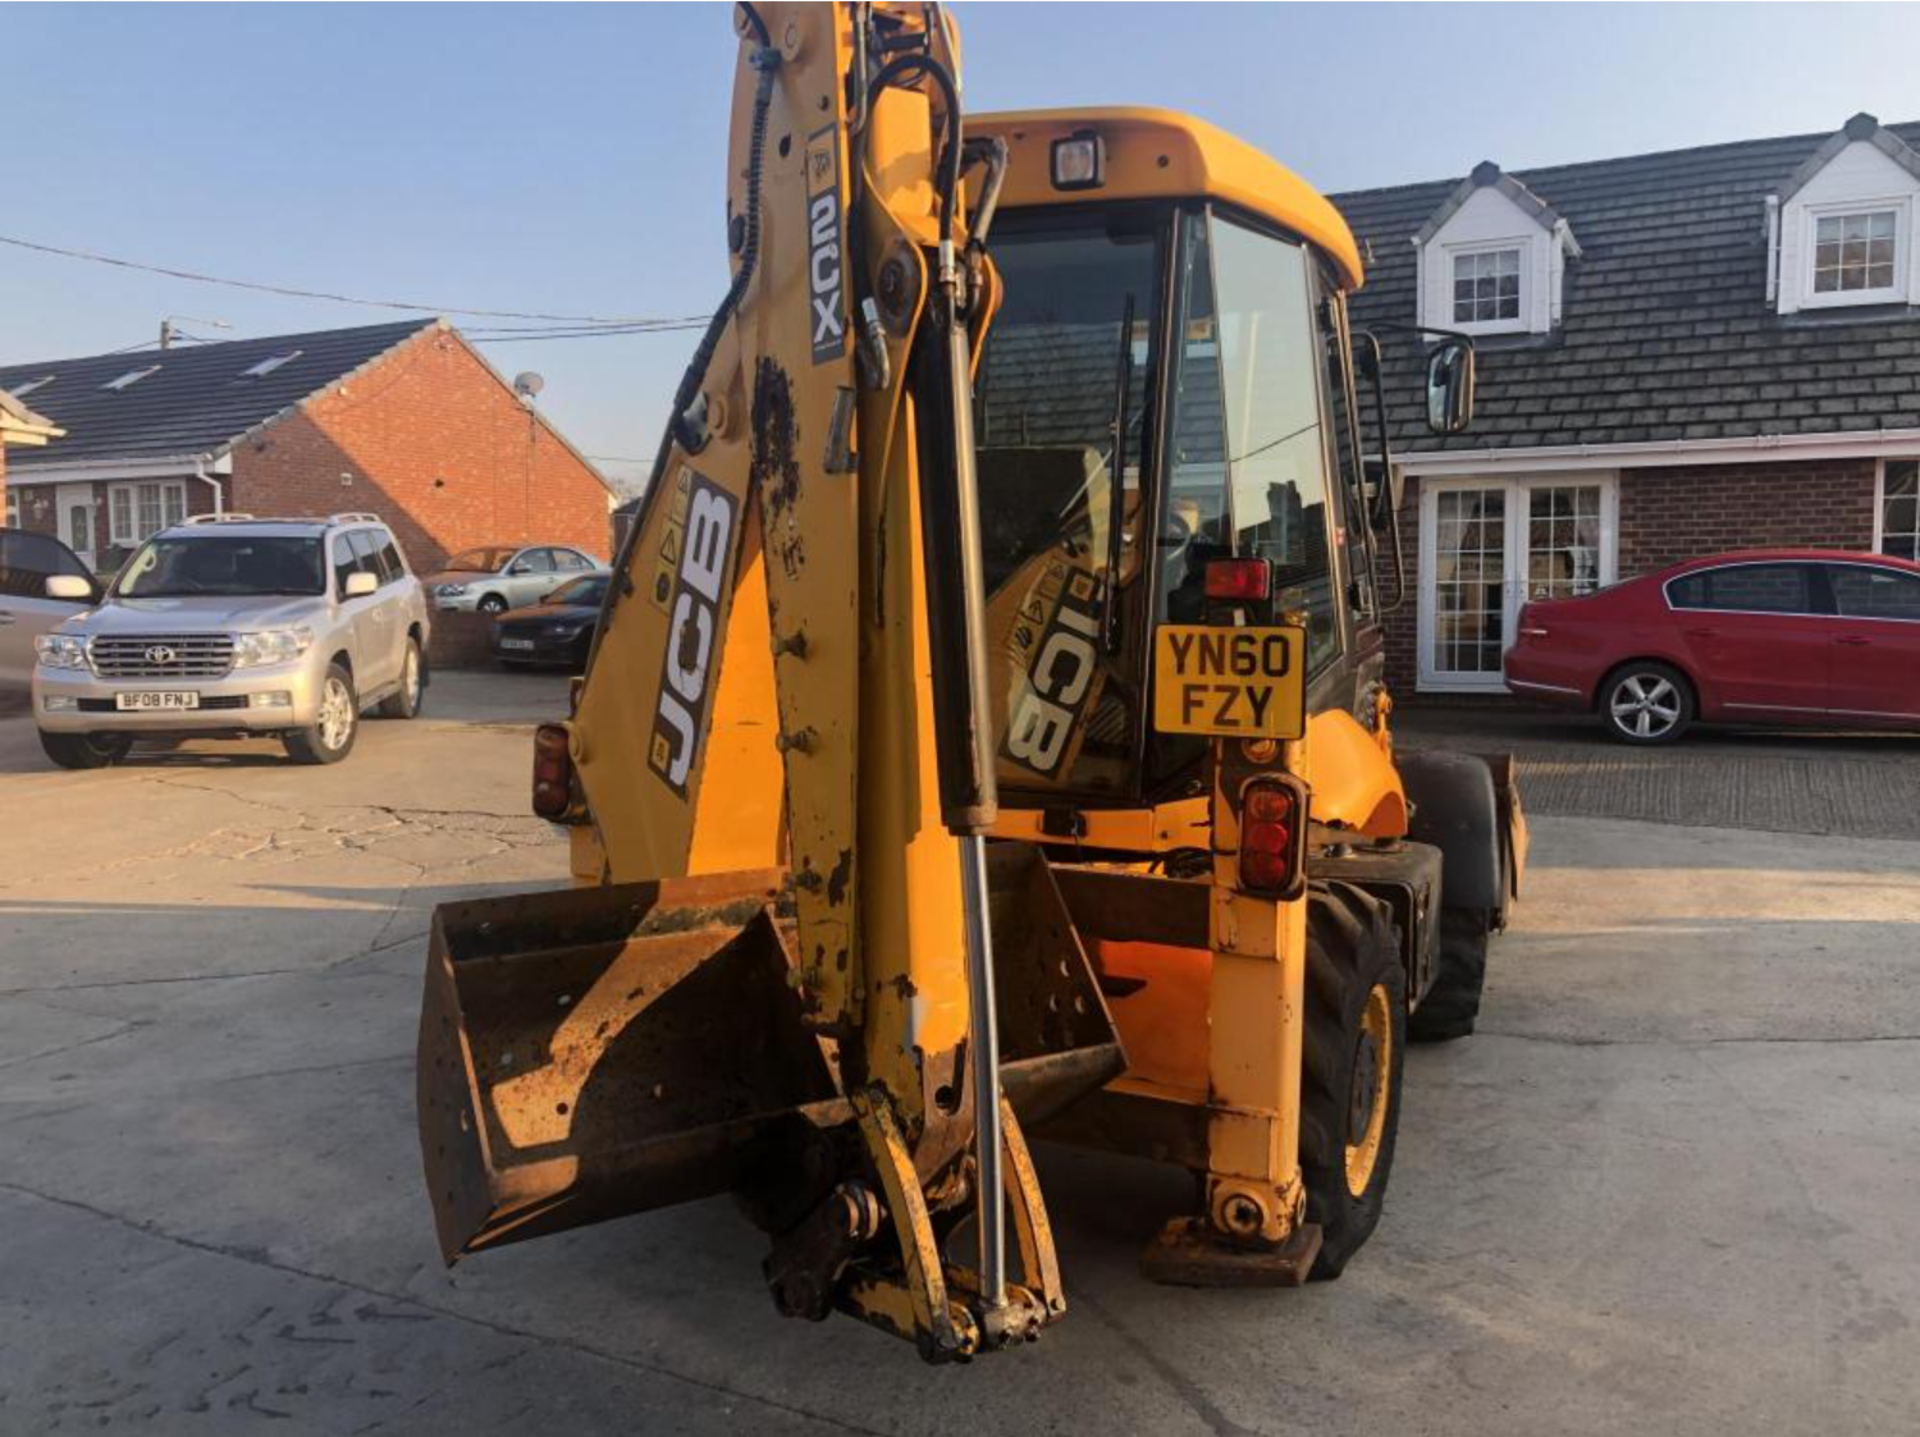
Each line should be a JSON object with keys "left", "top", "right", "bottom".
{"left": 90, "top": 634, "right": 235, "bottom": 679}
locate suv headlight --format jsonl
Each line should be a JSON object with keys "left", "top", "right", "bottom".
{"left": 232, "top": 627, "right": 314, "bottom": 669}
{"left": 34, "top": 633, "right": 89, "bottom": 670}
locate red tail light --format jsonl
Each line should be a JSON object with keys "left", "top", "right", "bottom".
{"left": 1205, "top": 558, "right": 1271, "bottom": 601}
{"left": 532, "top": 722, "right": 575, "bottom": 820}
{"left": 1237, "top": 775, "right": 1307, "bottom": 899}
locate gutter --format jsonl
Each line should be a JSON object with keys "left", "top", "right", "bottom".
{"left": 5, "top": 452, "right": 234, "bottom": 484}
{"left": 1395, "top": 426, "right": 1920, "bottom": 476}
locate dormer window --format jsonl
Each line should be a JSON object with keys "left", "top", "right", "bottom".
{"left": 1771, "top": 113, "right": 1920, "bottom": 314}
{"left": 1453, "top": 247, "right": 1523, "bottom": 326}
{"left": 1414, "top": 161, "right": 1578, "bottom": 338}
{"left": 1810, "top": 208, "right": 1900, "bottom": 298}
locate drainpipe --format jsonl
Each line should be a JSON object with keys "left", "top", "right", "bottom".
{"left": 193, "top": 455, "right": 224, "bottom": 517}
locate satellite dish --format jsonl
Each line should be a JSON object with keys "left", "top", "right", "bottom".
{"left": 513, "top": 371, "right": 546, "bottom": 400}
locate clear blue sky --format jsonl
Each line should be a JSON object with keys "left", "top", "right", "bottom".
{"left": 4, "top": 3, "right": 1917, "bottom": 493}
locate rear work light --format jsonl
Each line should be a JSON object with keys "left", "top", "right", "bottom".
{"left": 1237, "top": 774, "right": 1308, "bottom": 900}
{"left": 532, "top": 722, "right": 575, "bottom": 821}
{"left": 1050, "top": 130, "right": 1105, "bottom": 190}
{"left": 1204, "top": 558, "right": 1272, "bottom": 601}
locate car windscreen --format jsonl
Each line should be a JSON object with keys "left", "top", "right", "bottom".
{"left": 546, "top": 575, "right": 609, "bottom": 607}
{"left": 114, "top": 535, "right": 328, "bottom": 598}
{"left": 447, "top": 547, "right": 512, "bottom": 573}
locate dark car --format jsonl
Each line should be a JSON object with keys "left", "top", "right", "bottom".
{"left": 491, "top": 572, "right": 607, "bottom": 671}
{"left": 1503, "top": 548, "right": 1920, "bottom": 744}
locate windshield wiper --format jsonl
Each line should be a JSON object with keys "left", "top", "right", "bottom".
{"left": 1102, "top": 294, "right": 1136, "bottom": 653}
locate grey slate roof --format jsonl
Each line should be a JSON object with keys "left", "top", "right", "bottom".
{"left": 0, "top": 319, "right": 437, "bottom": 471}
{"left": 1332, "top": 119, "right": 1920, "bottom": 455}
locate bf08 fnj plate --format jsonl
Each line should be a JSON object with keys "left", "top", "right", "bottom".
{"left": 116, "top": 691, "right": 199, "bottom": 711}
{"left": 1152, "top": 624, "right": 1306, "bottom": 740}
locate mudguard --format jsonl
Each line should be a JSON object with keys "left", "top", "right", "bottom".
{"left": 1396, "top": 749, "right": 1505, "bottom": 915}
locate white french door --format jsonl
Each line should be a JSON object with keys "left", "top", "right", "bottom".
{"left": 1417, "top": 473, "right": 1618, "bottom": 691}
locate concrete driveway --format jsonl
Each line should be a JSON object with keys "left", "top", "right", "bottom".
{"left": 1, "top": 675, "right": 1916, "bottom": 1435}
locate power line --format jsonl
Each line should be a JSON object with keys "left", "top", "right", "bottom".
{"left": 0, "top": 231, "right": 700, "bottom": 327}
{"left": 465, "top": 322, "right": 708, "bottom": 344}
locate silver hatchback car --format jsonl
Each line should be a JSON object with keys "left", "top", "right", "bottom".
{"left": 31, "top": 512, "right": 430, "bottom": 768}
{"left": 425, "top": 543, "right": 605, "bottom": 614}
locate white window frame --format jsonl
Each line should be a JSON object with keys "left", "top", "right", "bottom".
{"left": 107, "top": 480, "right": 189, "bottom": 546}
{"left": 1874, "top": 456, "right": 1920, "bottom": 560}
{"left": 1446, "top": 241, "right": 1528, "bottom": 336}
{"left": 1417, "top": 472, "right": 1620, "bottom": 693}
{"left": 4, "top": 488, "right": 18, "bottom": 528}
{"left": 1800, "top": 198, "right": 1910, "bottom": 309}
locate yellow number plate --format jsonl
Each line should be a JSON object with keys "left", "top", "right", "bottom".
{"left": 1152, "top": 625, "right": 1306, "bottom": 739}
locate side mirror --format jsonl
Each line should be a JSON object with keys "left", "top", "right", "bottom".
{"left": 45, "top": 574, "right": 95, "bottom": 602}
{"left": 507, "top": 562, "right": 530, "bottom": 576}
{"left": 343, "top": 570, "right": 379, "bottom": 599}
{"left": 1426, "top": 338, "right": 1475, "bottom": 435}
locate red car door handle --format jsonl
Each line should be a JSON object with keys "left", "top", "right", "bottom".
{"left": 1683, "top": 627, "right": 1719, "bottom": 639}
{"left": 1836, "top": 635, "right": 1872, "bottom": 646}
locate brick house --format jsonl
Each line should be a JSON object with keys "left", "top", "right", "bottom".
{"left": 0, "top": 319, "right": 612, "bottom": 576}
{"left": 1333, "top": 113, "right": 1920, "bottom": 698}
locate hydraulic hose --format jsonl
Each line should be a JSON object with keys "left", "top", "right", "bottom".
{"left": 601, "top": 3, "right": 778, "bottom": 625}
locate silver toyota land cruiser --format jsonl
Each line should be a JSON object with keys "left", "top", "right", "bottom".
{"left": 32, "top": 513, "right": 430, "bottom": 768}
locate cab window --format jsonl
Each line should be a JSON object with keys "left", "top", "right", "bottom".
{"left": 1159, "top": 213, "right": 1339, "bottom": 671}
{"left": 973, "top": 211, "right": 1164, "bottom": 798}
{"left": 348, "top": 529, "right": 388, "bottom": 585}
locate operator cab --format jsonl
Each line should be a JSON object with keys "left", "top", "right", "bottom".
{"left": 969, "top": 109, "right": 1469, "bottom": 811}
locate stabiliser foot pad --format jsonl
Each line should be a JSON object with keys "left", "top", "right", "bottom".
{"left": 1139, "top": 1218, "right": 1323, "bottom": 1288}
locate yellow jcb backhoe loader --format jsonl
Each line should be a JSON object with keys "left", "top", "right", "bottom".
{"left": 416, "top": 1, "right": 1524, "bottom": 1363}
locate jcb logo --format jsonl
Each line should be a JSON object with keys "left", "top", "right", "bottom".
{"left": 649, "top": 469, "right": 737, "bottom": 796}
{"left": 1003, "top": 572, "right": 1104, "bottom": 777}
{"left": 805, "top": 125, "right": 846, "bottom": 364}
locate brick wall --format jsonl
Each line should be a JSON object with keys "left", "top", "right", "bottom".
{"left": 1615, "top": 459, "right": 1877, "bottom": 575}
{"left": 1381, "top": 457, "right": 1881, "bottom": 702}
{"left": 230, "top": 328, "right": 612, "bottom": 576}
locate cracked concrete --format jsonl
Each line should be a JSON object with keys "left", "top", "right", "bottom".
{"left": 2, "top": 671, "right": 1917, "bottom": 1434}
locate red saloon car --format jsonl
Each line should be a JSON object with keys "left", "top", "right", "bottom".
{"left": 1503, "top": 549, "right": 1920, "bottom": 743}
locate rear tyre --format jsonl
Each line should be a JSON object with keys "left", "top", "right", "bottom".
{"left": 1301, "top": 880, "right": 1406, "bottom": 1281}
{"left": 284, "top": 663, "right": 359, "bottom": 765}
{"left": 1601, "top": 661, "right": 1693, "bottom": 745}
{"left": 376, "top": 638, "right": 425, "bottom": 719}
{"left": 1408, "top": 908, "right": 1490, "bottom": 1043}
{"left": 39, "top": 731, "right": 134, "bottom": 770}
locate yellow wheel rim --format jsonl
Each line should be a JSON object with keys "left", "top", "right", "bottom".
{"left": 1345, "top": 983, "right": 1394, "bottom": 1198}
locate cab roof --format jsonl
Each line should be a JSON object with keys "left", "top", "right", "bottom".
{"left": 971, "top": 107, "right": 1365, "bottom": 291}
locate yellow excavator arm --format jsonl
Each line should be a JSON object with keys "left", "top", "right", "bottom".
{"left": 419, "top": 1, "right": 1119, "bottom": 1361}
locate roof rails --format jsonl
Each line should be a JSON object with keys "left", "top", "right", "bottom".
{"left": 176, "top": 511, "right": 385, "bottom": 528}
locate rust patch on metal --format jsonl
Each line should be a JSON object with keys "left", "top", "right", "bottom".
{"left": 751, "top": 357, "right": 807, "bottom": 581}
{"left": 825, "top": 846, "right": 853, "bottom": 906}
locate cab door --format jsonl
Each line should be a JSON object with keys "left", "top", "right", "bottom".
{"left": 1825, "top": 562, "right": 1920, "bottom": 724}
{"left": 1668, "top": 562, "right": 1830, "bottom": 721}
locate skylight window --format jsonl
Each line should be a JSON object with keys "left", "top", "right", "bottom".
{"left": 102, "top": 365, "right": 162, "bottom": 391}
{"left": 8, "top": 375, "right": 55, "bottom": 399}
{"left": 241, "top": 350, "right": 303, "bottom": 379}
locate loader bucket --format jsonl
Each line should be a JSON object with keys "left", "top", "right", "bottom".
{"left": 417, "top": 871, "right": 844, "bottom": 1264}
{"left": 417, "top": 848, "right": 1125, "bottom": 1267}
